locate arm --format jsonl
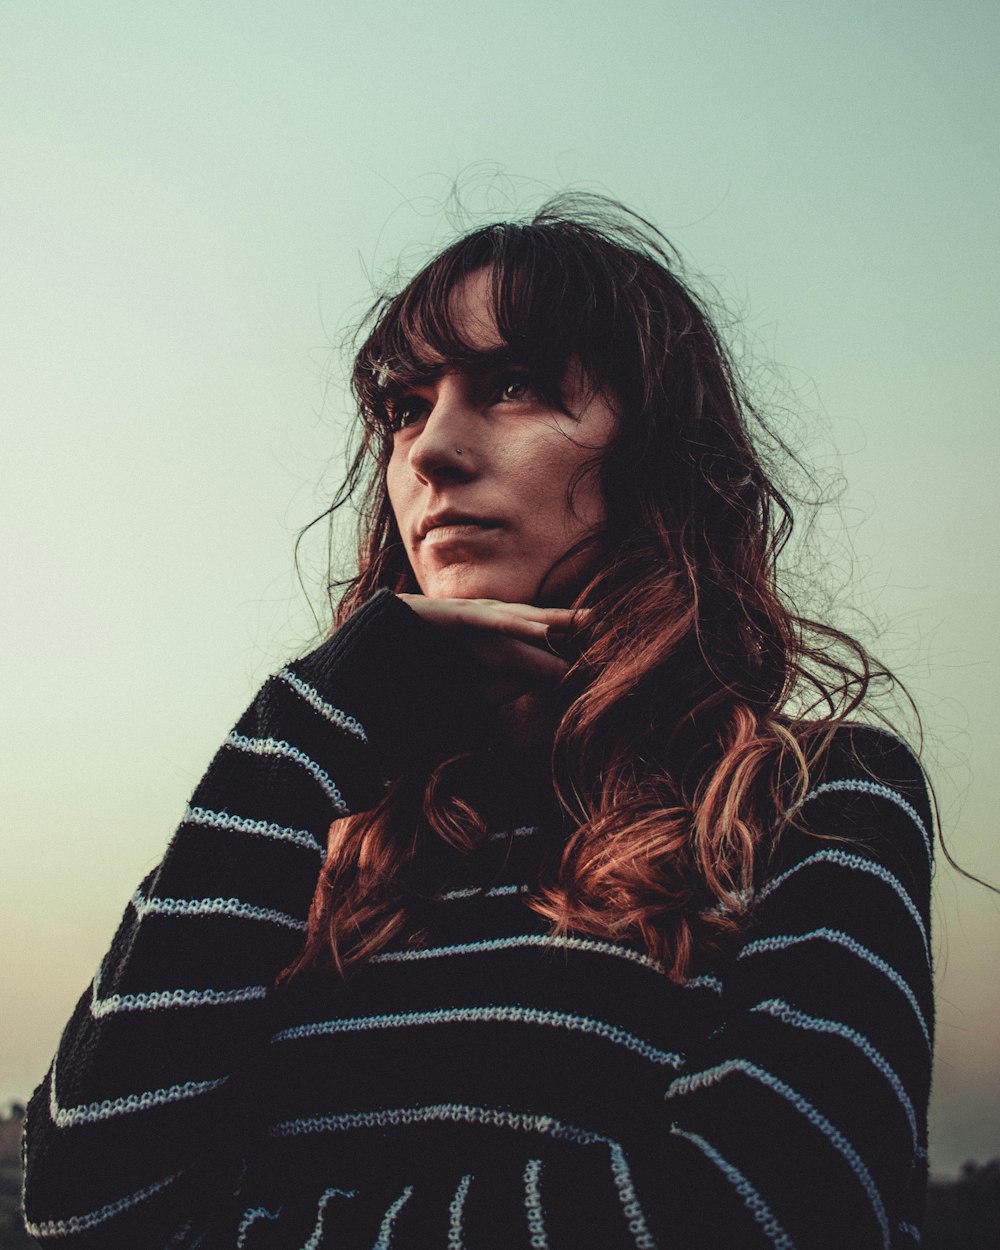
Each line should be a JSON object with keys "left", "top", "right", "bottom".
{"left": 638, "top": 726, "right": 934, "bottom": 1249}
{"left": 22, "top": 591, "right": 479, "bottom": 1248}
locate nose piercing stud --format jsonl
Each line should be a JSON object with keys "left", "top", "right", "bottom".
{"left": 455, "top": 446, "right": 463, "bottom": 455}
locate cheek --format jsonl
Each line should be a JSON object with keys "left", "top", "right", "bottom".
{"left": 384, "top": 457, "right": 409, "bottom": 529}
{"left": 540, "top": 447, "right": 606, "bottom": 535}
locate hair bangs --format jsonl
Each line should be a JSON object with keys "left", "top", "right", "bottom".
{"left": 353, "top": 223, "right": 629, "bottom": 436}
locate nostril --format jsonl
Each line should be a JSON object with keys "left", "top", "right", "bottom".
{"left": 409, "top": 437, "right": 476, "bottom": 483}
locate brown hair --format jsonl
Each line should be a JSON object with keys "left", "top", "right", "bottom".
{"left": 282, "top": 195, "right": 898, "bottom": 984}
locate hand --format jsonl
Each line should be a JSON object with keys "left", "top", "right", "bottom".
{"left": 397, "top": 595, "right": 584, "bottom": 705}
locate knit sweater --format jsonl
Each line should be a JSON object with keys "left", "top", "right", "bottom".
{"left": 23, "top": 591, "right": 935, "bottom": 1250}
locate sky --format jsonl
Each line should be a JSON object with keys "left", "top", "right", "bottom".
{"left": 2, "top": 0, "right": 998, "bottom": 1177}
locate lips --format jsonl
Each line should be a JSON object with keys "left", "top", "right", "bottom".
{"left": 417, "top": 510, "right": 503, "bottom": 540}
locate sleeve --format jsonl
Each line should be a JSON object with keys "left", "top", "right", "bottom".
{"left": 637, "top": 726, "right": 935, "bottom": 1250}
{"left": 22, "top": 591, "right": 481, "bottom": 1249}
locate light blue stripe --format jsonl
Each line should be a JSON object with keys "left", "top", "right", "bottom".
{"left": 448, "top": 1174, "right": 473, "bottom": 1250}
{"left": 184, "top": 804, "right": 325, "bottom": 858}
{"left": 271, "top": 1102, "right": 606, "bottom": 1147}
{"left": 666, "top": 1060, "right": 890, "bottom": 1248}
{"left": 92, "top": 977, "right": 268, "bottom": 1018}
{"left": 757, "top": 851, "right": 928, "bottom": 954}
{"left": 302, "top": 1187, "right": 356, "bottom": 1250}
{"left": 132, "top": 890, "right": 306, "bottom": 933}
{"left": 374, "top": 1186, "right": 414, "bottom": 1250}
{"left": 683, "top": 975, "right": 724, "bottom": 994}
{"left": 269, "top": 1105, "right": 655, "bottom": 1249}
{"left": 371, "top": 933, "right": 666, "bottom": 975}
{"left": 750, "top": 998, "right": 917, "bottom": 1149}
{"left": 271, "top": 1005, "right": 685, "bottom": 1067}
{"left": 797, "top": 779, "right": 930, "bottom": 859}
{"left": 50, "top": 1056, "right": 227, "bottom": 1128}
{"left": 670, "top": 1127, "right": 795, "bottom": 1249}
{"left": 237, "top": 1206, "right": 281, "bottom": 1248}
{"left": 607, "top": 1142, "right": 658, "bottom": 1249}
{"left": 438, "top": 883, "right": 530, "bottom": 901}
{"left": 226, "top": 732, "right": 348, "bottom": 815}
{"left": 24, "top": 1170, "right": 183, "bottom": 1239}
{"left": 276, "top": 669, "right": 368, "bottom": 742}
{"left": 523, "top": 1159, "right": 549, "bottom": 1250}
{"left": 738, "top": 928, "right": 930, "bottom": 1049}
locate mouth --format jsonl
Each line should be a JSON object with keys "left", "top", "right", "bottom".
{"left": 417, "top": 512, "right": 503, "bottom": 541}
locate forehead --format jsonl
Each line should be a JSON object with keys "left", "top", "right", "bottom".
{"left": 443, "top": 269, "right": 501, "bottom": 352}
{"left": 357, "top": 252, "right": 592, "bottom": 415}
{"left": 374, "top": 269, "right": 532, "bottom": 394}
{"left": 396, "top": 270, "right": 502, "bottom": 377}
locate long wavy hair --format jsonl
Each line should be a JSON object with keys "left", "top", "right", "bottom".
{"left": 282, "top": 195, "right": 898, "bottom": 984}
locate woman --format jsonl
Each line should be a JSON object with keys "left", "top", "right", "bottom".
{"left": 23, "top": 198, "right": 934, "bottom": 1249}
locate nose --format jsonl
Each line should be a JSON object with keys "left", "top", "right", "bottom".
{"left": 407, "top": 377, "right": 479, "bottom": 485}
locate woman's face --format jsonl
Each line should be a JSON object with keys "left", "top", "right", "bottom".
{"left": 384, "top": 271, "right": 618, "bottom": 605}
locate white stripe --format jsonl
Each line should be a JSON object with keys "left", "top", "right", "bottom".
{"left": 670, "top": 1127, "right": 795, "bottom": 1249}
{"left": 24, "top": 1171, "right": 183, "bottom": 1239}
{"left": 237, "top": 1206, "right": 281, "bottom": 1248}
{"left": 184, "top": 804, "right": 325, "bottom": 858}
{"left": 302, "top": 1186, "right": 356, "bottom": 1250}
{"left": 490, "top": 825, "right": 539, "bottom": 840}
{"left": 757, "top": 850, "right": 928, "bottom": 954}
{"left": 797, "top": 779, "right": 931, "bottom": 859}
{"left": 523, "top": 1159, "right": 549, "bottom": 1250}
{"left": 371, "top": 933, "right": 666, "bottom": 975}
{"left": 374, "top": 1185, "right": 413, "bottom": 1249}
{"left": 276, "top": 669, "right": 368, "bottom": 742}
{"left": 607, "top": 1142, "right": 658, "bottom": 1249}
{"left": 666, "top": 1060, "right": 890, "bottom": 1248}
{"left": 438, "top": 884, "right": 531, "bottom": 901}
{"left": 270, "top": 1102, "right": 656, "bottom": 1249}
{"left": 132, "top": 890, "right": 306, "bottom": 933}
{"left": 448, "top": 1174, "right": 473, "bottom": 1250}
{"left": 49, "top": 1056, "right": 227, "bottom": 1128}
{"left": 272, "top": 1005, "right": 685, "bottom": 1067}
{"left": 271, "top": 1102, "right": 607, "bottom": 1148}
{"left": 683, "top": 975, "right": 724, "bottom": 994}
{"left": 226, "top": 732, "right": 348, "bottom": 815}
{"left": 738, "top": 928, "right": 930, "bottom": 1049}
{"left": 92, "top": 976, "right": 268, "bottom": 1018}
{"left": 750, "top": 998, "right": 918, "bottom": 1149}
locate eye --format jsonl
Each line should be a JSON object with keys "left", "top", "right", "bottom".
{"left": 495, "top": 375, "right": 536, "bottom": 403}
{"left": 385, "top": 398, "right": 428, "bottom": 433}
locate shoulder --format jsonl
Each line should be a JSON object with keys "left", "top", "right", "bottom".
{"left": 801, "top": 723, "right": 932, "bottom": 846}
{"left": 760, "top": 722, "right": 934, "bottom": 898}
{"left": 800, "top": 721, "right": 932, "bottom": 830}
{"left": 811, "top": 722, "right": 928, "bottom": 793}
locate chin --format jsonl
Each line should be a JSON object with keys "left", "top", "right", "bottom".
{"left": 419, "top": 568, "right": 539, "bottom": 604}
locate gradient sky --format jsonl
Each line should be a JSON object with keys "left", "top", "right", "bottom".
{"left": 3, "top": 1, "right": 998, "bottom": 1176}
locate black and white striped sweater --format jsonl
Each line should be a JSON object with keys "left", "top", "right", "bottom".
{"left": 23, "top": 591, "right": 935, "bottom": 1249}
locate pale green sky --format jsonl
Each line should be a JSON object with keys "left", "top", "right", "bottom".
{"left": 2, "top": 0, "right": 998, "bottom": 1176}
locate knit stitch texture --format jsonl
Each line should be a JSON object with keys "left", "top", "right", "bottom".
{"left": 23, "top": 593, "right": 934, "bottom": 1249}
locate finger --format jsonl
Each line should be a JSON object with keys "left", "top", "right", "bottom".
{"left": 400, "top": 596, "right": 557, "bottom": 642}
{"left": 473, "top": 600, "right": 590, "bottom": 628}
{"left": 399, "top": 594, "right": 587, "bottom": 630}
